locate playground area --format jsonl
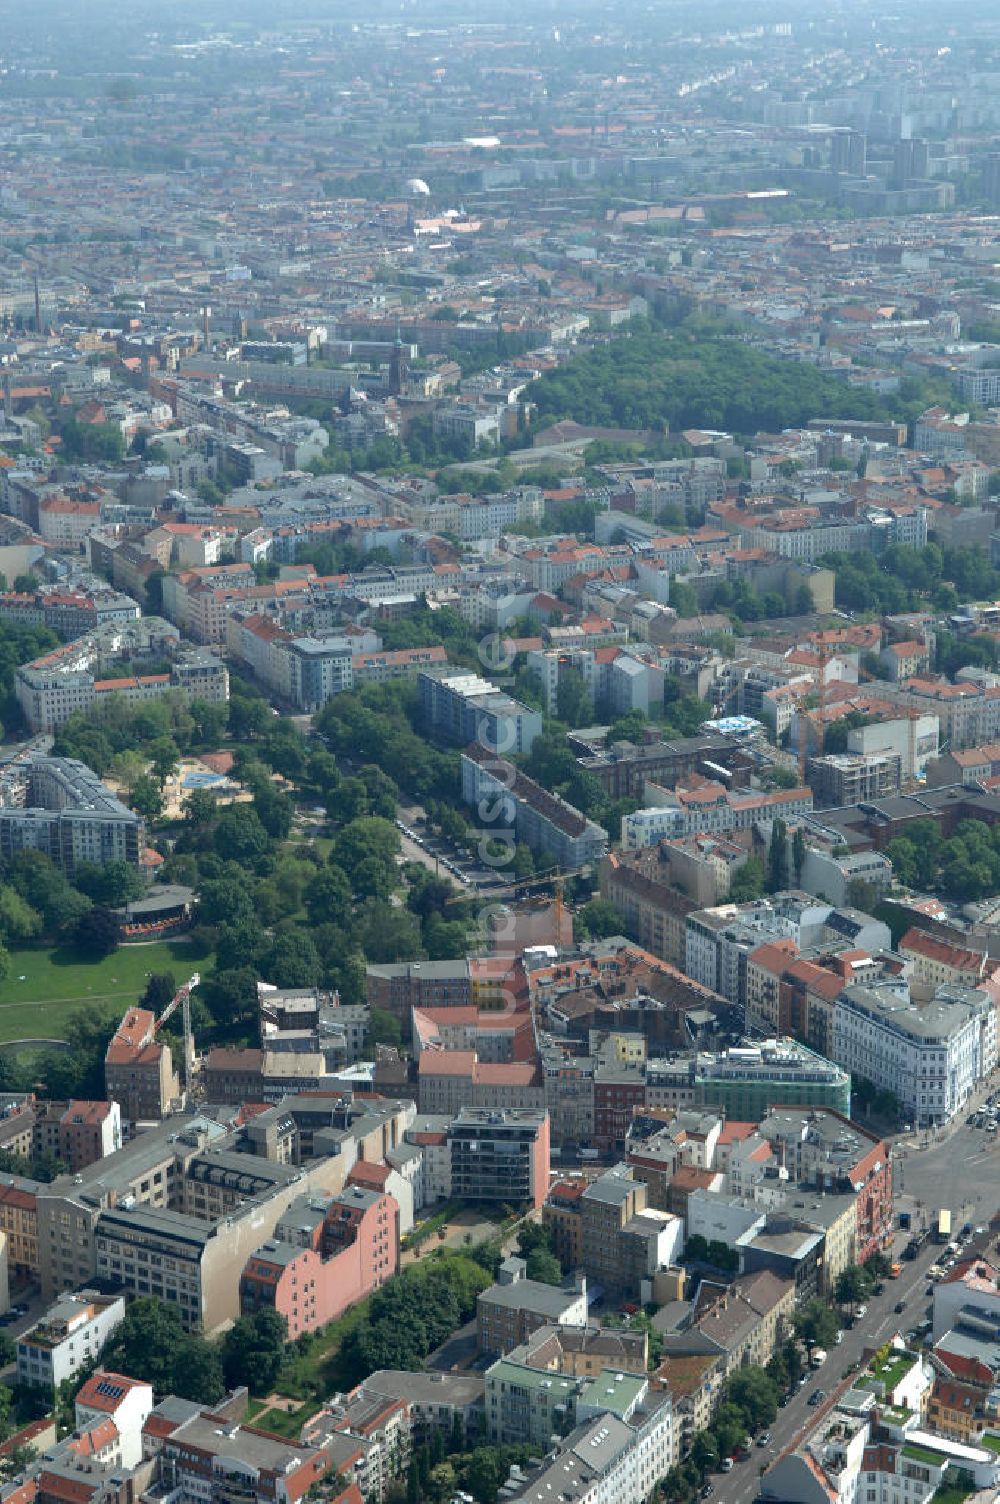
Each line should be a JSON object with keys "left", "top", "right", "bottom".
{"left": 160, "top": 757, "right": 247, "bottom": 819}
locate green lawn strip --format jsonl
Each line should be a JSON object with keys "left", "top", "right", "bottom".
{"left": 277, "top": 1295, "right": 375, "bottom": 1399}
{"left": 0, "top": 939, "right": 207, "bottom": 1043}
{"left": 867, "top": 1352, "right": 916, "bottom": 1394}
{"left": 247, "top": 1401, "right": 321, "bottom": 1439}
{"left": 275, "top": 1251, "right": 485, "bottom": 1400}
{"left": 901, "top": 1443, "right": 946, "bottom": 1465}
{"left": 403, "top": 1200, "right": 464, "bottom": 1251}
{"left": 931, "top": 1485, "right": 974, "bottom": 1504}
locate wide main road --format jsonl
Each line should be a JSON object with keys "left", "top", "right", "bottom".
{"left": 714, "top": 1098, "right": 1000, "bottom": 1504}
{"left": 714, "top": 1230, "right": 944, "bottom": 1503}
{"left": 895, "top": 1108, "right": 1000, "bottom": 1229}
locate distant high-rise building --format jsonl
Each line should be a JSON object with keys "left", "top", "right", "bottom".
{"left": 831, "top": 130, "right": 866, "bottom": 177}
{"left": 985, "top": 154, "right": 1000, "bottom": 205}
{"left": 891, "top": 137, "right": 929, "bottom": 190}
{"left": 389, "top": 326, "right": 408, "bottom": 396}
{"left": 891, "top": 140, "right": 911, "bottom": 190}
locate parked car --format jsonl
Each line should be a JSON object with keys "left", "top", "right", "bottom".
{"left": 808, "top": 1389, "right": 826, "bottom": 1406}
{"left": 757, "top": 1433, "right": 771, "bottom": 1448}
{"left": 720, "top": 1459, "right": 734, "bottom": 1473}
{"left": 894, "top": 1300, "right": 906, "bottom": 1314}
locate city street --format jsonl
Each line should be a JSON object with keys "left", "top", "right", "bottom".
{"left": 396, "top": 799, "right": 508, "bottom": 894}
{"left": 893, "top": 1092, "right": 1000, "bottom": 1235}
{"left": 708, "top": 1094, "right": 1000, "bottom": 1504}
{"left": 714, "top": 1235, "right": 945, "bottom": 1502}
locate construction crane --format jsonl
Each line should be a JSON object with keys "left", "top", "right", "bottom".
{"left": 799, "top": 635, "right": 835, "bottom": 787}
{"left": 445, "top": 865, "right": 589, "bottom": 922}
{"left": 155, "top": 974, "right": 201, "bottom": 1103}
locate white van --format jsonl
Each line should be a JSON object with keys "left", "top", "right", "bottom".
{"left": 810, "top": 1348, "right": 828, "bottom": 1369}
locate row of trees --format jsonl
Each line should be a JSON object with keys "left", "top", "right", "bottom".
{"left": 821, "top": 541, "right": 1000, "bottom": 617}
{"left": 337, "top": 1252, "right": 490, "bottom": 1384}
{"left": 707, "top": 577, "right": 816, "bottom": 624}
{"left": 403, "top": 1434, "right": 539, "bottom": 1504}
{"left": 99, "top": 1297, "right": 289, "bottom": 1404}
{"left": 887, "top": 816, "right": 1000, "bottom": 903}
{"left": 519, "top": 707, "right": 713, "bottom": 841}
{"left": 53, "top": 689, "right": 228, "bottom": 779}
{"left": 662, "top": 1364, "right": 782, "bottom": 1502}
{"left": 0, "top": 619, "right": 59, "bottom": 735}
{"left": 315, "top": 680, "right": 460, "bottom": 805}
{"left": 170, "top": 801, "right": 474, "bottom": 1021}
{"left": 0, "top": 847, "right": 113, "bottom": 983}
{"left": 682, "top": 1234, "right": 739, "bottom": 1273}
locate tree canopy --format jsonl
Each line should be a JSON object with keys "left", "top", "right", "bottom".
{"left": 529, "top": 327, "right": 900, "bottom": 437}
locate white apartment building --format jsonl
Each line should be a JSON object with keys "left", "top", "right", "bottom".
{"left": 760, "top": 1401, "right": 918, "bottom": 1504}
{"left": 833, "top": 982, "right": 995, "bottom": 1127}
{"left": 37, "top": 498, "right": 102, "bottom": 551}
{"left": 16, "top": 623, "right": 228, "bottom": 734}
{"left": 622, "top": 783, "right": 813, "bottom": 850}
{"left": 859, "top": 682, "right": 995, "bottom": 753}
{"left": 75, "top": 1370, "right": 155, "bottom": 1469}
{"left": 844, "top": 714, "right": 939, "bottom": 780}
{"left": 528, "top": 646, "right": 662, "bottom": 719}
{"left": 914, "top": 409, "right": 971, "bottom": 456}
{"left": 17, "top": 1292, "right": 125, "bottom": 1393}
{"left": 684, "top": 895, "right": 859, "bottom": 1006}
{"left": 404, "top": 1117, "right": 453, "bottom": 1208}
{"left": 762, "top": 1388, "right": 1000, "bottom": 1504}
{"left": 932, "top": 1254, "right": 1000, "bottom": 1341}
{"left": 505, "top": 1398, "right": 675, "bottom": 1504}
{"left": 406, "top": 487, "right": 543, "bottom": 541}
{"left": 796, "top": 840, "right": 893, "bottom": 907}
{"left": 432, "top": 404, "right": 501, "bottom": 449}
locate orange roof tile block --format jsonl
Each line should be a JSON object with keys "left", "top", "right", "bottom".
{"left": 104, "top": 1008, "right": 156, "bottom": 1065}
{"left": 75, "top": 1372, "right": 150, "bottom": 1412}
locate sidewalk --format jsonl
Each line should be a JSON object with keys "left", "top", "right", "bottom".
{"left": 893, "top": 1074, "right": 997, "bottom": 1155}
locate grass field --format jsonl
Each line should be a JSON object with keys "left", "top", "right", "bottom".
{"left": 0, "top": 938, "right": 202, "bottom": 1044}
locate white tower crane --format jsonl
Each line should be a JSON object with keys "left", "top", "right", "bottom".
{"left": 154, "top": 973, "right": 201, "bottom": 1103}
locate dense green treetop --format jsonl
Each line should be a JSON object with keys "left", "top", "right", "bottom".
{"left": 528, "top": 328, "right": 902, "bottom": 436}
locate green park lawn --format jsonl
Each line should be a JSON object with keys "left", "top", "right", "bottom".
{"left": 0, "top": 938, "right": 202, "bottom": 1045}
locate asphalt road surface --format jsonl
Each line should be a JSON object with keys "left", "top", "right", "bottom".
{"left": 710, "top": 1236, "right": 943, "bottom": 1502}
{"left": 711, "top": 1100, "right": 1000, "bottom": 1504}
{"left": 895, "top": 1114, "right": 1000, "bottom": 1232}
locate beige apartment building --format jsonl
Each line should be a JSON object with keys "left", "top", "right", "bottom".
{"left": 37, "top": 1115, "right": 349, "bottom": 1328}
{"left": 579, "top": 1165, "right": 648, "bottom": 1299}
{"left": 0, "top": 1178, "right": 40, "bottom": 1279}
{"left": 104, "top": 1007, "right": 180, "bottom": 1123}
